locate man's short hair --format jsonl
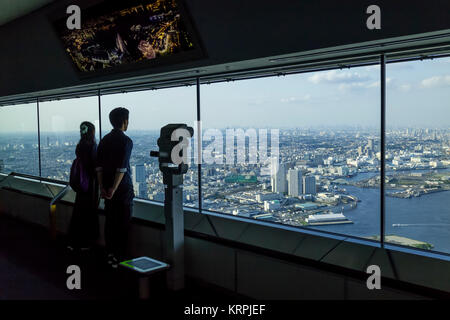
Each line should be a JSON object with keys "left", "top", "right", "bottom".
{"left": 109, "top": 107, "right": 129, "bottom": 129}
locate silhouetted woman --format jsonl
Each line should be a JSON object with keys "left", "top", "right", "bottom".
{"left": 68, "top": 121, "right": 99, "bottom": 251}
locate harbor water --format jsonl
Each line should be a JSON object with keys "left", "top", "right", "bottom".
{"left": 309, "top": 170, "right": 450, "bottom": 254}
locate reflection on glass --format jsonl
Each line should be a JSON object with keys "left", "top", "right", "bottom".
{"left": 201, "top": 66, "right": 380, "bottom": 240}
{"left": 386, "top": 57, "right": 450, "bottom": 254}
{"left": 0, "top": 103, "right": 39, "bottom": 176}
{"left": 39, "top": 97, "right": 100, "bottom": 181}
{"left": 100, "top": 86, "right": 197, "bottom": 206}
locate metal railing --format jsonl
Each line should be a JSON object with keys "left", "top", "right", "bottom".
{"left": 8, "top": 172, "right": 68, "bottom": 186}
{"left": 49, "top": 185, "right": 71, "bottom": 240}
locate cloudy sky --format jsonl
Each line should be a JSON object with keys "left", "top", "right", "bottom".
{"left": 1, "top": 56, "right": 449, "bottom": 133}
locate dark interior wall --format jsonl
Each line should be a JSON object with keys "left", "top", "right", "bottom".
{"left": 1, "top": 0, "right": 450, "bottom": 98}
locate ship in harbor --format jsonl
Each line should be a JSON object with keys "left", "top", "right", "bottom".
{"left": 305, "top": 212, "right": 353, "bottom": 226}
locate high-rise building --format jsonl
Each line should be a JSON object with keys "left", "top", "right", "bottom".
{"left": 288, "top": 169, "right": 302, "bottom": 197}
{"left": 303, "top": 175, "right": 316, "bottom": 195}
{"left": 271, "top": 159, "right": 287, "bottom": 194}
{"left": 133, "top": 182, "right": 147, "bottom": 199}
{"left": 132, "top": 166, "right": 137, "bottom": 185}
{"left": 132, "top": 164, "right": 146, "bottom": 184}
{"left": 357, "top": 146, "right": 363, "bottom": 156}
{"left": 133, "top": 182, "right": 139, "bottom": 197}
{"left": 367, "top": 138, "right": 374, "bottom": 151}
{"left": 0, "top": 159, "right": 4, "bottom": 172}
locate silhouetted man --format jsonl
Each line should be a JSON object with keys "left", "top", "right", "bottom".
{"left": 96, "top": 107, "right": 134, "bottom": 268}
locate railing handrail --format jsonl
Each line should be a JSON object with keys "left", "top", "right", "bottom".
{"left": 0, "top": 173, "right": 8, "bottom": 183}
{"left": 9, "top": 172, "right": 68, "bottom": 186}
{"left": 49, "top": 184, "right": 72, "bottom": 240}
{"left": 49, "top": 185, "right": 72, "bottom": 207}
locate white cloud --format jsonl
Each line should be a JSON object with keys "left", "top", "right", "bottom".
{"left": 399, "top": 84, "right": 412, "bottom": 92}
{"left": 280, "top": 94, "right": 311, "bottom": 103}
{"left": 338, "top": 82, "right": 368, "bottom": 90}
{"left": 337, "top": 78, "right": 391, "bottom": 91}
{"left": 421, "top": 75, "right": 450, "bottom": 88}
{"left": 366, "top": 81, "right": 380, "bottom": 88}
{"left": 308, "top": 70, "right": 369, "bottom": 84}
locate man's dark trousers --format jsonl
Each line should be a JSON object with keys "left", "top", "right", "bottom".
{"left": 104, "top": 199, "right": 133, "bottom": 260}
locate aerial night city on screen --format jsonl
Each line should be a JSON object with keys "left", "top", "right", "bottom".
{"left": 56, "top": 0, "right": 195, "bottom": 72}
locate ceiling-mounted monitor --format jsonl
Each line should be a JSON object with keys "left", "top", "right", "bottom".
{"left": 52, "top": 0, "right": 204, "bottom": 76}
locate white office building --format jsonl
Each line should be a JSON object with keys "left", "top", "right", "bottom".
{"left": 288, "top": 169, "right": 302, "bottom": 197}
{"left": 271, "top": 159, "right": 287, "bottom": 194}
{"left": 264, "top": 200, "right": 281, "bottom": 211}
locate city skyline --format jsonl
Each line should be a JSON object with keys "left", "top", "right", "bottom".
{"left": 1, "top": 126, "right": 450, "bottom": 253}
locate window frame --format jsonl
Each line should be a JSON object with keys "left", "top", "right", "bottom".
{"left": 1, "top": 53, "right": 450, "bottom": 256}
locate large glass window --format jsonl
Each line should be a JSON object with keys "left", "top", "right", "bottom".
{"left": 201, "top": 66, "right": 381, "bottom": 240}
{"left": 4, "top": 53, "right": 450, "bottom": 256}
{"left": 0, "top": 103, "right": 39, "bottom": 176}
{"left": 386, "top": 57, "right": 450, "bottom": 253}
{"left": 39, "top": 97, "right": 100, "bottom": 181}
{"left": 100, "top": 86, "right": 197, "bottom": 206}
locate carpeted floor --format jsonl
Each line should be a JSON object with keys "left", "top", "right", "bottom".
{"left": 0, "top": 214, "right": 244, "bottom": 301}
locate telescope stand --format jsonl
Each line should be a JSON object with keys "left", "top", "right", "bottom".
{"left": 163, "top": 172, "right": 185, "bottom": 291}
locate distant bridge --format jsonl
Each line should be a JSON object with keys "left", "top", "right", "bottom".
{"left": 392, "top": 223, "right": 450, "bottom": 227}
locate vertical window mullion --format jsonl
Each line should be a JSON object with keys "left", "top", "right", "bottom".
{"left": 37, "top": 98, "right": 42, "bottom": 178}
{"left": 196, "top": 77, "right": 202, "bottom": 214}
{"left": 380, "top": 54, "right": 386, "bottom": 247}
